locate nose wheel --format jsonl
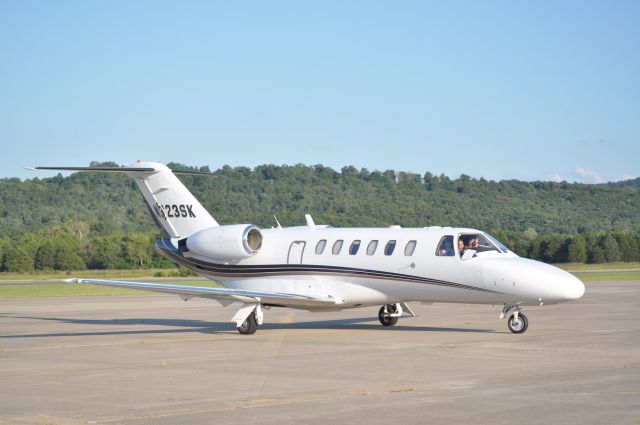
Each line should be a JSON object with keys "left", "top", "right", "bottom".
{"left": 501, "top": 305, "right": 528, "bottom": 334}
{"left": 507, "top": 312, "right": 528, "bottom": 334}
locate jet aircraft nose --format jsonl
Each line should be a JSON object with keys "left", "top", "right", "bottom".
{"left": 539, "top": 262, "right": 585, "bottom": 303}
{"left": 483, "top": 257, "right": 586, "bottom": 304}
{"left": 560, "top": 272, "right": 585, "bottom": 301}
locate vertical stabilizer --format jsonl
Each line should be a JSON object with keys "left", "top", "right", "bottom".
{"left": 126, "top": 162, "right": 219, "bottom": 238}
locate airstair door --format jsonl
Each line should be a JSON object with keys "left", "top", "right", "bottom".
{"left": 287, "top": 241, "right": 306, "bottom": 264}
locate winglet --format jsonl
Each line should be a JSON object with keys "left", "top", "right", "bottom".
{"left": 63, "top": 278, "right": 81, "bottom": 283}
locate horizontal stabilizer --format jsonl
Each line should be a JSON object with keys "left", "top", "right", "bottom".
{"left": 28, "top": 166, "right": 215, "bottom": 176}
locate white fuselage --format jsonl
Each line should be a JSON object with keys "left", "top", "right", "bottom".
{"left": 159, "top": 225, "right": 585, "bottom": 310}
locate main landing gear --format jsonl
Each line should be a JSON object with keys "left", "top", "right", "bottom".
{"left": 378, "top": 303, "right": 415, "bottom": 327}
{"left": 500, "top": 305, "right": 528, "bottom": 334}
{"left": 233, "top": 303, "right": 264, "bottom": 335}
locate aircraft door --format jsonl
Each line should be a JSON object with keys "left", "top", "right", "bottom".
{"left": 287, "top": 241, "right": 306, "bottom": 264}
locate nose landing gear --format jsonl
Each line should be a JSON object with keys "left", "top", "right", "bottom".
{"left": 500, "top": 305, "right": 528, "bottom": 334}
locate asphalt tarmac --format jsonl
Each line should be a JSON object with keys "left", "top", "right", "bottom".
{"left": 0, "top": 281, "right": 638, "bottom": 425}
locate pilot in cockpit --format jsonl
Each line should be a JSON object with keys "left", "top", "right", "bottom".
{"left": 458, "top": 238, "right": 465, "bottom": 257}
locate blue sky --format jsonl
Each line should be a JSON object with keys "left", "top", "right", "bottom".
{"left": 1, "top": 1, "right": 638, "bottom": 182}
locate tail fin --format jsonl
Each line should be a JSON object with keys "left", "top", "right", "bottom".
{"left": 31, "top": 161, "right": 219, "bottom": 238}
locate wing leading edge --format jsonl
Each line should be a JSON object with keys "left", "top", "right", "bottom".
{"left": 64, "top": 278, "right": 337, "bottom": 308}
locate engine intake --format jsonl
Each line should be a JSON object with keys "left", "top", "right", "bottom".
{"left": 185, "top": 224, "right": 262, "bottom": 262}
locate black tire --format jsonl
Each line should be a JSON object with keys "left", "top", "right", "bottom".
{"left": 507, "top": 312, "right": 528, "bottom": 334}
{"left": 237, "top": 311, "right": 258, "bottom": 335}
{"left": 378, "top": 305, "right": 399, "bottom": 327}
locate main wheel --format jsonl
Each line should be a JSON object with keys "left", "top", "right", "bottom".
{"left": 237, "top": 311, "right": 258, "bottom": 335}
{"left": 507, "top": 312, "right": 528, "bottom": 334}
{"left": 378, "top": 305, "right": 399, "bottom": 327}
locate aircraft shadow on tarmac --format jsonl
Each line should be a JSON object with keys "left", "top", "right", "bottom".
{"left": 0, "top": 314, "right": 498, "bottom": 338}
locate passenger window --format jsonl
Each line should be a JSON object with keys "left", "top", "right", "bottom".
{"left": 405, "top": 240, "right": 417, "bottom": 256}
{"left": 315, "top": 239, "right": 327, "bottom": 255}
{"left": 436, "top": 235, "right": 455, "bottom": 256}
{"left": 349, "top": 240, "right": 361, "bottom": 255}
{"left": 367, "top": 240, "right": 378, "bottom": 255}
{"left": 384, "top": 240, "right": 396, "bottom": 256}
{"left": 332, "top": 240, "right": 344, "bottom": 255}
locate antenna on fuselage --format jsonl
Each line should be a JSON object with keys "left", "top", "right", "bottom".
{"left": 305, "top": 214, "right": 316, "bottom": 230}
{"left": 273, "top": 215, "right": 282, "bottom": 229}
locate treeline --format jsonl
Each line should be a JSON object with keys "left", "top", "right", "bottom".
{"left": 0, "top": 222, "right": 174, "bottom": 273}
{"left": 0, "top": 223, "right": 638, "bottom": 273}
{"left": 492, "top": 229, "right": 640, "bottom": 264}
{"left": 1, "top": 161, "right": 639, "bottom": 272}
{"left": 1, "top": 162, "right": 639, "bottom": 239}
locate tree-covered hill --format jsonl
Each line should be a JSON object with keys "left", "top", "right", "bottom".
{"left": 0, "top": 162, "right": 638, "bottom": 272}
{"left": 1, "top": 162, "right": 638, "bottom": 238}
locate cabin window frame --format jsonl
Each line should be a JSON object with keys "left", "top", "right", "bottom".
{"left": 366, "top": 240, "right": 378, "bottom": 255}
{"left": 332, "top": 240, "right": 344, "bottom": 255}
{"left": 315, "top": 239, "right": 327, "bottom": 255}
{"left": 404, "top": 240, "right": 417, "bottom": 256}
{"left": 384, "top": 240, "right": 397, "bottom": 256}
{"left": 349, "top": 240, "right": 361, "bottom": 255}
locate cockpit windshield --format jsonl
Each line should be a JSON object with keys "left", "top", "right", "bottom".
{"left": 483, "top": 233, "right": 510, "bottom": 252}
{"left": 458, "top": 233, "right": 509, "bottom": 258}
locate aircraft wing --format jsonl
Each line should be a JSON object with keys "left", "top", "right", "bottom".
{"left": 64, "top": 278, "right": 337, "bottom": 308}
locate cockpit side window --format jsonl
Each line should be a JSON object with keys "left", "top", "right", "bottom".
{"left": 436, "top": 235, "right": 455, "bottom": 256}
{"left": 458, "top": 233, "right": 507, "bottom": 257}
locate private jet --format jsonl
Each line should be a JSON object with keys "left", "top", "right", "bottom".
{"left": 31, "top": 162, "right": 585, "bottom": 334}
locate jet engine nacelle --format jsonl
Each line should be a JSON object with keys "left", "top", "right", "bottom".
{"left": 185, "top": 224, "right": 262, "bottom": 262}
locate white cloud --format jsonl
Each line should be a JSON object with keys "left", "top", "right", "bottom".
{"left": 548, "top": 173, "right": 565, "bottom": 183}
{"left": 573, "top": 167, "right": 603, "bottom": 184}
{"left": 613, "top": 174, "right": 636, "bottom": 182}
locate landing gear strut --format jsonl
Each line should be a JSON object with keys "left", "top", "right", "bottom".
{"left": 501, "top": 305, "right": 528, "bottom": 334}
{"left": 378, "top": 304, "right": 401, "bottom": 326}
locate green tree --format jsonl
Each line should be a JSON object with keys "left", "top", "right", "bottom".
{"left": 601, "top": 234, "right": 621, "bottom": 262}
{"left": 88, "top": 234, "right": 124, "bottom": 269}
{"left": 544, "top": 234, "right": 567, "bottom": 263}
{"left": 34, "top": 240, "right": 56, "bottom": 269}
{"left": 123, "top": 234, "right": 152, "bottom": 267}
{"left": 0, "top": 237, "right": 8, "bottom": 270}
{"left": 5, "top": 243, "right": 35, "bottom": 272}
{"left": 616, "top": 232, "right": 639, "bottom": 262}
{"left": 54, "top": 239, "right": 86, "bottom": 270}
{"left": 567, "top": 235, "right": 587, "bottom": 263}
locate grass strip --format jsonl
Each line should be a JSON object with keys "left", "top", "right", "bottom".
{"left": 0, "top": 280, "right": 221, "bottom": 298}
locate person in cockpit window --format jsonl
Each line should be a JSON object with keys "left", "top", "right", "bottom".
{"left": 458, "top": 238, "right": 465, "bottom": 257}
